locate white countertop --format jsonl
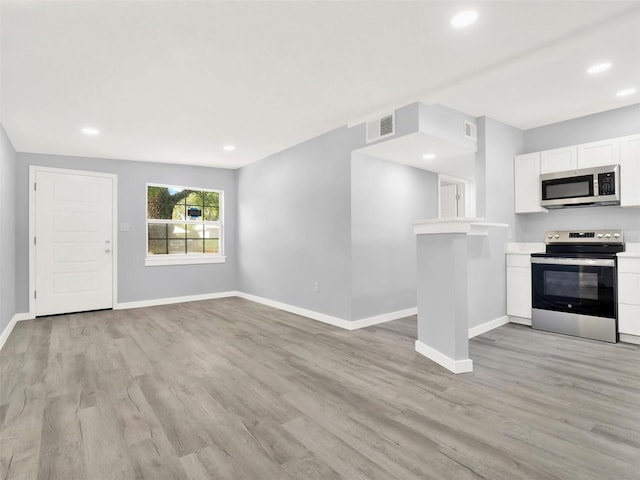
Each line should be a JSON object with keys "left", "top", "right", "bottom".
{"left": 505, "top": 242, "right": 545, "bottom": 255}
{"left": 413, "top": 217, "right": 508, "bottom": 236}
{"left": 619, "top": 242, "right": 640, "bottom": 258}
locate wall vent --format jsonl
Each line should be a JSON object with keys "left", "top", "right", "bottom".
{"left": 464, "top": 121, "right": 477, "bottom": 141}
{"left": 366, "top": 113, "right": 395, "bottom": 143}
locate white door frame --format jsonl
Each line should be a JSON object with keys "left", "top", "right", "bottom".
{"left": 437, "top": 173, "right": 476, "bottom": 219}
{"left": 28, "top": 166, "right": 118, "bottom": 317}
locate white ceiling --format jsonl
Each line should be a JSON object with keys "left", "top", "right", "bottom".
{"left": 1, "top": 1, "right": 639, "bottom": 169}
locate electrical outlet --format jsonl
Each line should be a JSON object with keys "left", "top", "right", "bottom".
{"left": 313, "top": 281, "right": 319, "bottom": 293}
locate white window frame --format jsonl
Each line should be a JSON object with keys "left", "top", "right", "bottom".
{"left": 145, "top": 183, "right": 226, "bottom": 266}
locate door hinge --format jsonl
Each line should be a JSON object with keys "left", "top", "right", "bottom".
{"left": 34, "top": 291, "right": 37, "bottom": 299}
{"left": 33, "top": 237, "right": 36, "bottom": 245}
{"left": 34, "top": 182, "right": 37, "bottom": 191}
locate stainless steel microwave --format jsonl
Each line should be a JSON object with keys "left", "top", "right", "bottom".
{"left": 540, "top": 165, "right": 620, "bottom": 208}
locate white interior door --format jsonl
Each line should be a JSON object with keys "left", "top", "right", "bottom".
{"left": 440, "top": 183, "right": 459, "bottom": 218}
{"left": 35, "top": 169, "right": 114, "bottom": 316}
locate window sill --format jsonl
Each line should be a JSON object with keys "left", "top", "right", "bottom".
{"left": 145, "top": 255, "right": 227, "bottom": 267}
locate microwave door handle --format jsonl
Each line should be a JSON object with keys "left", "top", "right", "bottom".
{"left": 530, "top": 257, "right": 615, "bottom": 267}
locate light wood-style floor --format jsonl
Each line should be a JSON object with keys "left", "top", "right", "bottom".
{"left": 1, "top": 297, "right": 639, "bottom": 479}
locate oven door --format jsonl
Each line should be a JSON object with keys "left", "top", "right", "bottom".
{"left": 531, "top": 257, "right": 616, "bottom": 318}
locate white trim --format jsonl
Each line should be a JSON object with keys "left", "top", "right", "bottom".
{"left": 146, "top": 183, "right": 224, "bottom": 261}
{"left": 29, "top": 166, "right": 118, "bottom": 318}
{"left": 468, "top": 315, "right": 509, "bottom": 338}
{"left": 509, "top": 316, "right": 532, "bottom": 326}
{"left": 145, "top": 255, "right": 227, "bottom": 266}
{"left": 235, "top": 292, "right": 415, "bottom": 330}
{"left": 0, "top": 313, "right": 34, "bottom": 352}
{"left": 114, "top": 291, "right": 238, "bottom": 310}
{"left": 619, "top": 333, "right": 640, "bottom": 345}
{"left": 235, "top": 292, "right": 351, "bottom": 329}
{"left": 437, "top": 173, "right": 476, "bottom": 219}
{"left": 350, "top": 307, "right": 417, "bottom": 329}
{"left": 414, "top": 340, "right": 473, "bottom": 374}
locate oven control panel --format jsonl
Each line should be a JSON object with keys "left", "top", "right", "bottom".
{"left": 545, "top": 230, "right": 624, "bottom": 244}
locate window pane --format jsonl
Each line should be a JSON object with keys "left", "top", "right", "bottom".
{"left": 203, "top": 225, "right": 219, "bottom": 239}
{"left": 168, "top": 239, "right": 186, "bottom": 254}
{"left": 168, "top": 224, "right": 186, "bottom": 239}
{"left": 186, "top": 224, "right": 204, "bottom": 239}
{"left": 204, "top": 191, "right": 219, "bottom": 207}
{"left": 185, "top": 190, "right": 204, "bottom": 207}
{"left": 148, "top": 223, "right": 168, "bottom": 239}
{"left": 187, "top": 239, "right": 204, "bottom": 254}
{"left": 204, "top": 239, "right": 219, "bottom": 254}
{"left": 148, "top": 240, "right": 167, "bottom": 255}
{"left": 203, "top": 207, "right": 219, "bottom": 221}
{"left": 147, "top": 186, "right": 190, "bottom": 219}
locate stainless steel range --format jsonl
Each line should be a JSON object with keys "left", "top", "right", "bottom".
{"left": 531, "top": 230, "right": 624, "bottom": 343}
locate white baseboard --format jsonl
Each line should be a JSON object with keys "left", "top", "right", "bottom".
{"left": 236, "top": 292, "right": 415, "bottom": 331}
{"left": 468, "top": 315, "right": 509, "bottom": 339}
{"left": 620, "top": 333, "right": 640, "bottom": 346}
{"left": 0, "top": 313, "right": 34, "bottom": 352}
{"left": 236, "top": 292, "right": 353, "bottom": 329}
{"left": 414, "top": 340, "right": 473, "bottom": 374}
{"left": 350, "top": 307, "right": 417, "bottom": 329}
{"left": 115, "top": 291, "right": 239, "bottom": 310}
{"left": 509, "top": 315, "right": 532, "bottom": 326}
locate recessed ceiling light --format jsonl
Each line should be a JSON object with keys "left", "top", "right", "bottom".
{"left": 587, "top": 62, "right": 612, "bottom": 74}
{"left": 81, "top": 127, "right": 100, "bottom": 135}
{"left": 223, "top": 145, "right": 235, "bottom": 151}
{"left": 422, "top": 153, "right": 436, "bottom": 160}
{"left": 616, "top": 88, "right": 637, "bottom": 97}
{"left": 451, "top": 10, "right": 478, "bottom": 28}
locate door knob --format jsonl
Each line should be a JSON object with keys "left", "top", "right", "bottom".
{"left": 105, "top": 249, "right": 111, "bottom": 253}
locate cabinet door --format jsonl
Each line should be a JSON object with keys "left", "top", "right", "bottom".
{"left": 620, "top": 134, "right": 640, "bottom": 207}
{"left": 540, "top": 146, "right": 578, "bottom": 174}
{"left": 619, "top": 304, "right": 640, "bottom": 336}
{"left": 577, "top": 138, "right": 620, "bottom": 168}
{"left": 507, "top": 266, "right": 531, "bottom": 318}
{"left": 618, "top": 273, "right": 640, "bottom": 304}
{"left": 514, "top": 152, "right": 546, "bottom": 213}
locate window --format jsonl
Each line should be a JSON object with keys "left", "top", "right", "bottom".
{"left": 145, "top": 184, "right": 225, "bottom": 266}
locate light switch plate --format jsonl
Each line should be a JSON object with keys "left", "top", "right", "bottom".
{"left": 119, "top": 223, "right": 130, "bottom": 232}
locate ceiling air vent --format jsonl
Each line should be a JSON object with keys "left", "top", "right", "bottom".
{"left": 366, "top": 113, "right": 395, "bottom": 143}
{"left": 464, "top": 121, "right": 477, "bottom": 141}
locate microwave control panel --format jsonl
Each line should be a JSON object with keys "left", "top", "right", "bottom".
{"left": 598, "top": 172, "right": 616, "bottom": 195}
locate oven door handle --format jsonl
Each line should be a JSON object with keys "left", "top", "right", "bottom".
{"left": 530, "top": 257, "right": 615, "bottom": 267}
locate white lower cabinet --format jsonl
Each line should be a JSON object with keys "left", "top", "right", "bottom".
{"left": 618, "top": 258, "right": 640, "bottom": 338}
{"left": 506, "top": 254, "right": 532, "bottom": 322}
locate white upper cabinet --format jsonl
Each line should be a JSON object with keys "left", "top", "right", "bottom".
{"left": 540, "top": 146, "right": 578, "bottom": 174}
{"left": 577, "top": 138, "right": 620, "bottom": 168}
{"left": 515, "top": 133, "right": 640, "bottom": 214}
{"left": 620, "top": 134, "right": 640, "bottom": 207}
{"left": 514, "top": 152, "right": 547, "bottom": 213}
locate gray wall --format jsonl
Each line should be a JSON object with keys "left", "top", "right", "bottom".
{"left": 237, "top": 125, "right": 359, "bottom": 320}
{"left": 468, "top": 117, "right": 523, "bottom": 328}
{"left": 524, "top": 104, "right": 640, "bottom": 152}
{"left": 15, "top": 153, "right": 238, "bottom": 312}
{"left": 351, "top": 153, "right": 438, "bottom": 320}
{"left": 0, "top": 125, "right": 17, "bottom": 334}
{"left": 419, "top": 103, "right": 477, "bottom": 152}
{"left": 519, "top": 104, "right": 640, "bottom": 242}
{"left": 237, "top": 103, "right": 422, "bottom": 322}
{"left": 416, "top": 234, "right": 469, "bottom": 361}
